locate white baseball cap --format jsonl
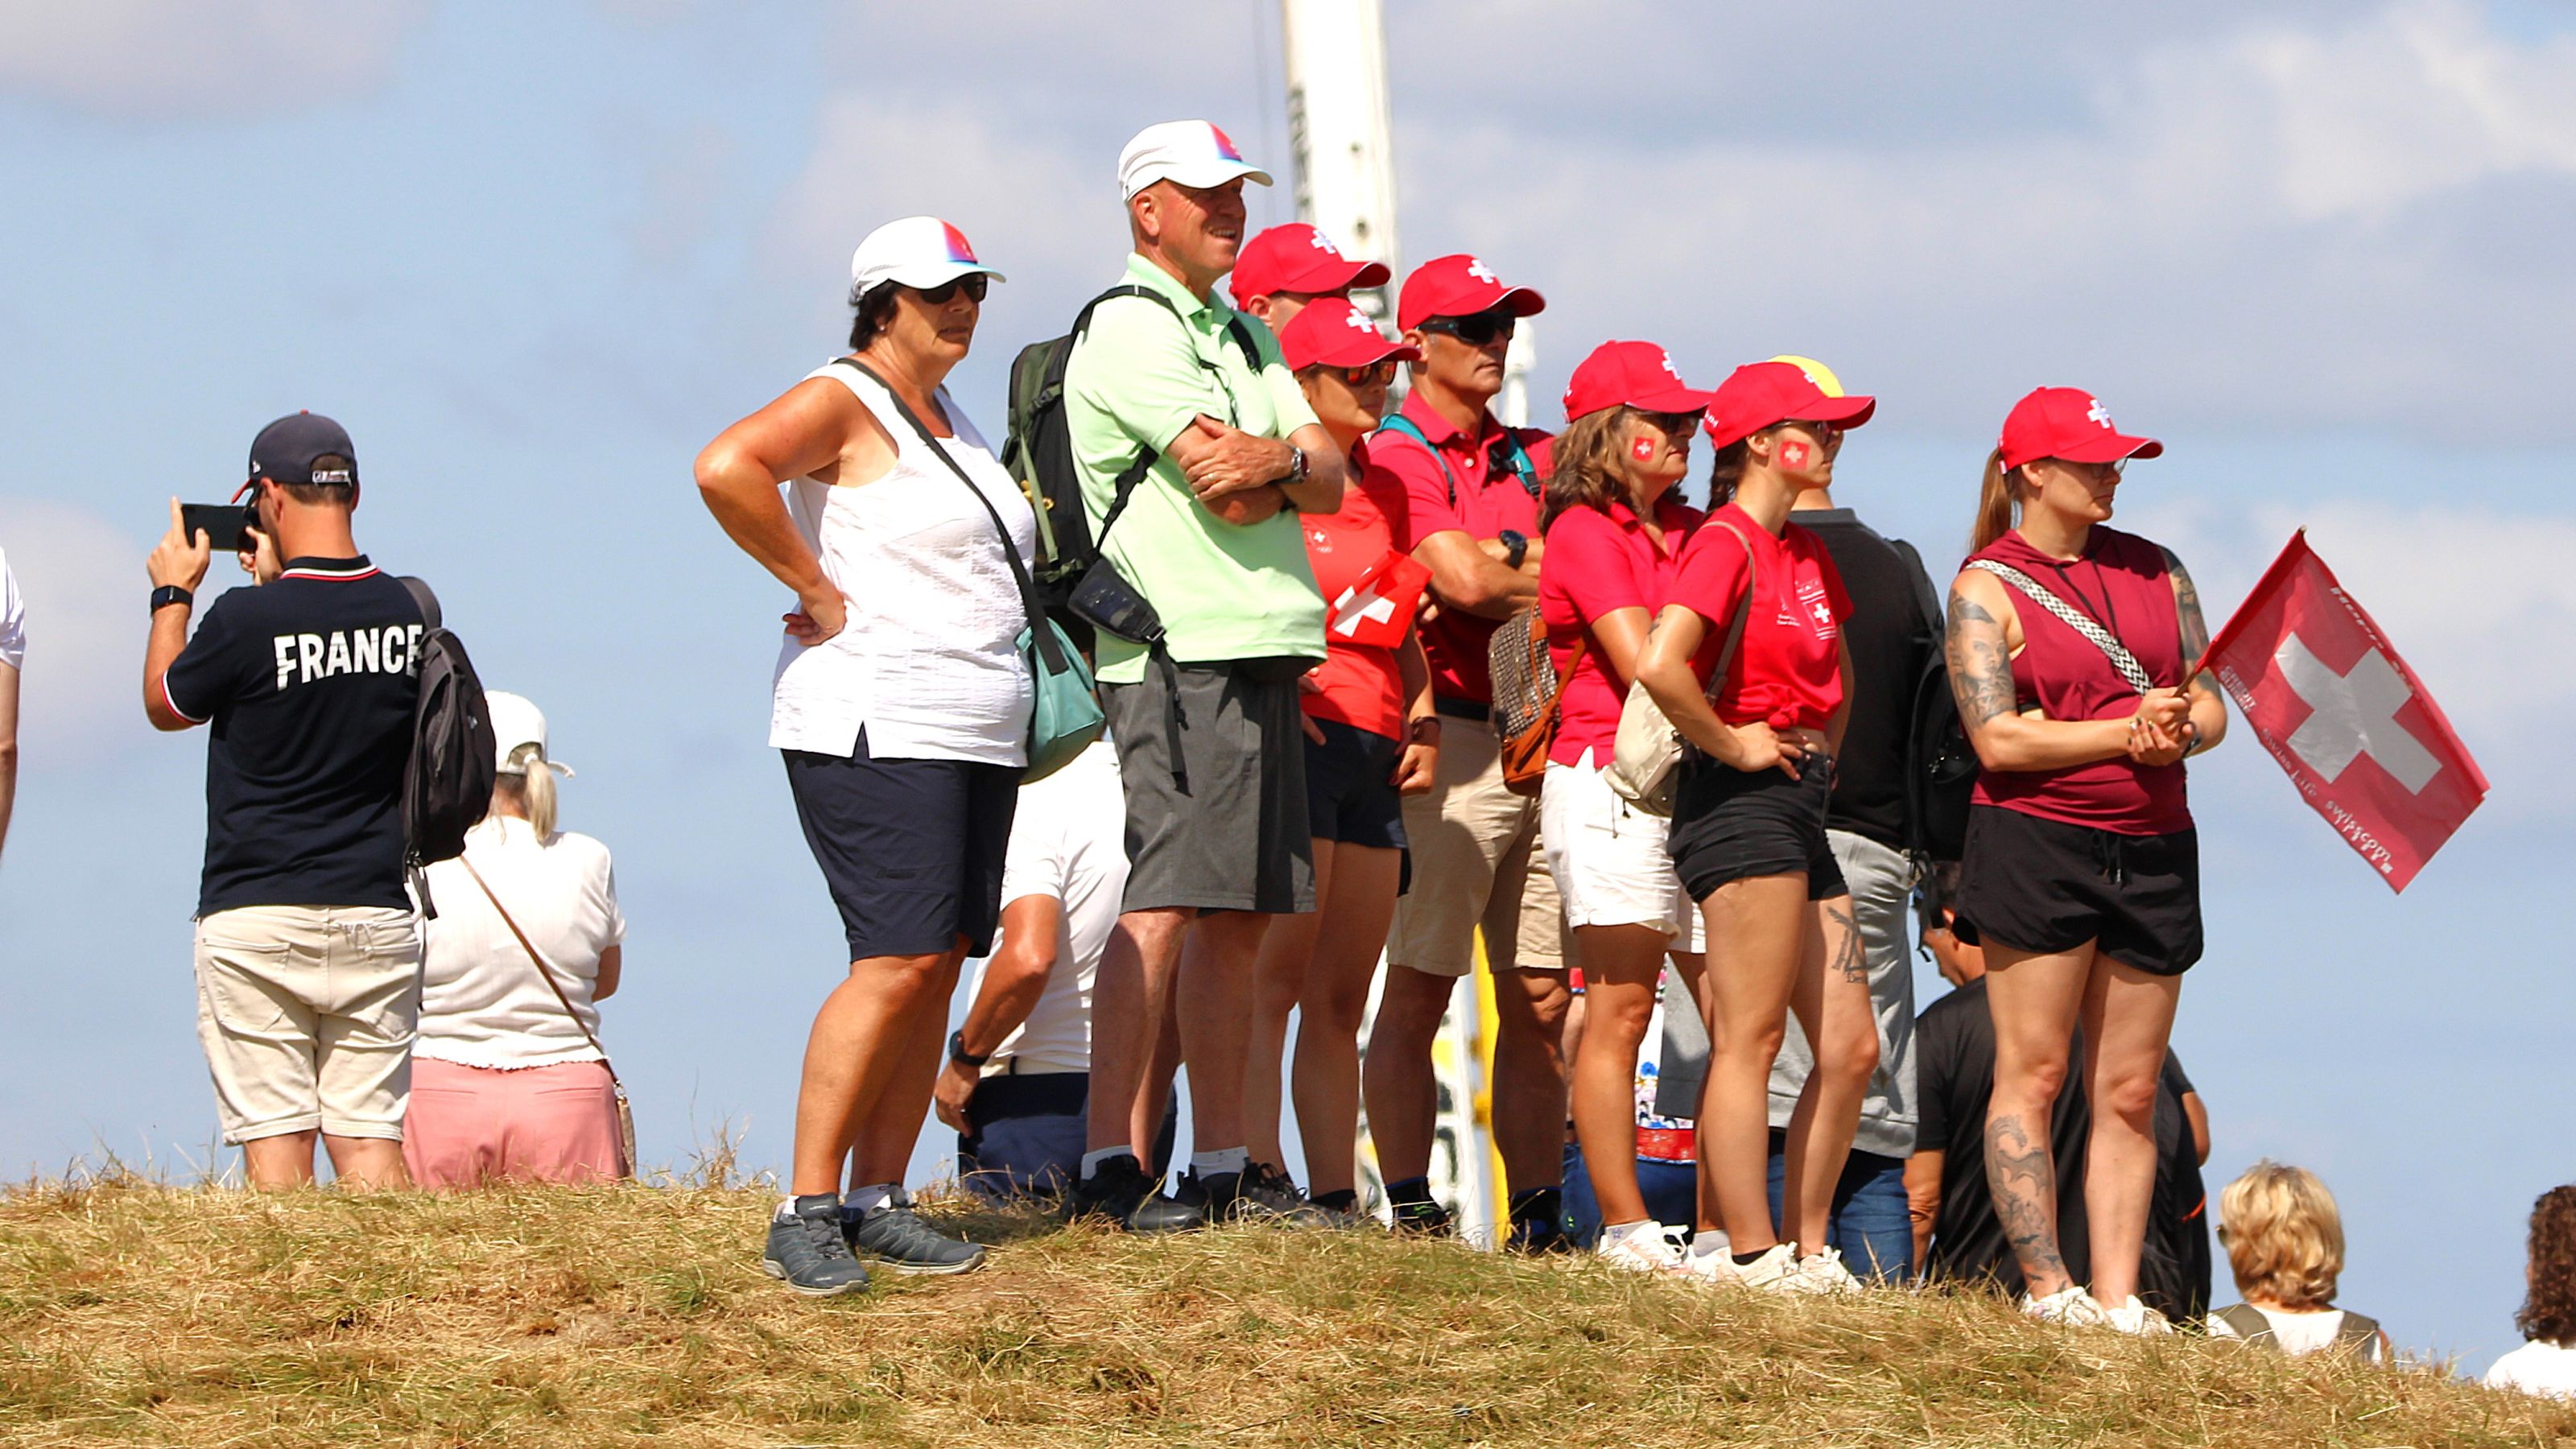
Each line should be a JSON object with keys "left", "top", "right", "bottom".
{"left": 488, "top": 691, "right": 573, "bottom": 778}
{"left": 1117, "top": 120, "right": 1274, "bottom": 200}
{"left": 848, "top": 216, "right": 1006, "bottom": 299}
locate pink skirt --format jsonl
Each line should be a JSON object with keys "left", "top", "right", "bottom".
{"left": 402, "top": 1057, "right": 625, "bottom": 1187}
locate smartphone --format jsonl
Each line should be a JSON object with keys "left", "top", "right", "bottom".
{"left": 180, "top": 503, "right": 260, "bottom": 553}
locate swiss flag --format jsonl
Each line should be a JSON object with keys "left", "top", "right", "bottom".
{"left": 2197, "top": 531, "right": 2487, "bottom": 891}
{"left": 1327, "top": 549, "right": 1433, "bottom": 649}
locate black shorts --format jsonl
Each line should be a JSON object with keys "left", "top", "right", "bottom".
{"left": 1667, "top": 750, "right": 1848, "bottom": 902}
{"left": 1303, "top": 716, "right": 1407, "bottom": 851}
{"left": 782, "top": 729, "right": 1020, "bottom": 960}
{"left": 1953, "top": 805, "right": 2202, "bottom": 976}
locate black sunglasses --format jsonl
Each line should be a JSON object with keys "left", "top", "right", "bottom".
{"left": 1420, "top": 307, "right": 1517, "bottom": 347}
{"left": 1639, "top": 410, "right": 1703, "bottom": 437}
{"left": 913, "top": 273, "right": 989, "bottom": 304}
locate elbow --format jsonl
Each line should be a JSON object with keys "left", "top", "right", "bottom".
{"left": 1307, "top": 450, "right": 1347, "bottom": 510}
{"left": 996, "top": 943, "right": 1058, "bottom": 987}
{"left": 693, "top": 444, "right": 753, "bottom": 509}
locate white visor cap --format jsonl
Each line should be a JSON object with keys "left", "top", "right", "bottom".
{"left": 488, "top": 690, "right": 573, "bottom": 778}
{"left": 848, "top": 216, "right": 1006, "bottom": 299}
{"left": 1117, "top": 119, "right": 1274, "bottom": 200}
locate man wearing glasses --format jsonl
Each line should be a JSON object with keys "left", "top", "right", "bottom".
{"left": 1364, "top": 254, "right": 1574, "bottom": 1249}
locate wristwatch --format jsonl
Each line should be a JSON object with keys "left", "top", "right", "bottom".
{"left": 947, "top": 1028, "right": 991, "bottom": 1069}
{"left": 1499, "top": 529, "right": 1530, "bottom": 571}
{"left": 150, "top": 585, "right": 194, "bottom": 613}
{"left": 1280, "top": 446, "right": 1311, "bottom": 486}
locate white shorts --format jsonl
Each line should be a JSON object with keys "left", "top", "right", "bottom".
{"left": 194, "top": 905, "right": 423, "bottom": 1143}
{"left": 1538, "top": 754, "right": 1704, "bottom": 952}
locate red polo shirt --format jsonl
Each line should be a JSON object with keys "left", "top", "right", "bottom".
{"left": 1540, "top": 492, "right": 1703, "bottom": 766}
{"left": 1368, "top": 390, "right": 1555, "bottom": 707}
{"left": 1665, "top": 503, "right": 1853, "bottom": 732}
{"left": 1299, "top": 460, "right": 1416, "bottom": 741}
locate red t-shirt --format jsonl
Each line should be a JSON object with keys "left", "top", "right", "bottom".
{"left": 1299, "top": 460, "right": 1414, "bottom": 741}
{"left": 1370, "top": 390, "right": 1554, "bottom": 708}
{"left": 1967, "top": 526, "right": 2191, "bottom": 836}
{"left": 1540, "top": 493, "right": 1702, "bottom": 766}
{"left": 1664, "top": 503, "right": 1852, "bottom": 731}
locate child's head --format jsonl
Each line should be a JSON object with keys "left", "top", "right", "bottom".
{"left": 2517, "top": 1185, "right": 2576, "bottom": 1348}
{"left": 2219, "top": 1161, "right": 2345, "bottom": 1310}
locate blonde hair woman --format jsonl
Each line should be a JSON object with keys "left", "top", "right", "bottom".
{"left": 2209, "top": 1162, "right": 2388, "bottom": 1361}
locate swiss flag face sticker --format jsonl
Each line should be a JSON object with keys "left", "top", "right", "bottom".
{"left": 1631, "top": 435, "right": 1658, "bottom": 463}
{"left": 1778, "top": 438, "right": 1810, "bottom": 470}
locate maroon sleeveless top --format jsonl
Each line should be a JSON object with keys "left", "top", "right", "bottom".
{"left": 1967, "top": 526, "right": 2191, "bottom": 836}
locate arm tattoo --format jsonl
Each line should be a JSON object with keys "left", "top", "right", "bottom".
{"left": 1984, "top": 1112, "right": 2069, "bottom": 1286}
{"left": 1823, "top": 904, "right": 1867, "bottom": 985}
{"left": 2163, "top": 548, "right": 2211, "bottom": 664}
{"left": 1945, "top": 592, "right": 2017, "bottom": 726}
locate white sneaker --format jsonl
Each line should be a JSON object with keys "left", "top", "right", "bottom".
{"left": 1678, "top": 1231, "right": 1735, "bottom": 1286}
{"left": 1728, "top": 1241, "right": 1807, "bottom": 1294}
{"left": 1594, "top": 1220, "right": 1688, "bottom": 1276}
{"left": 1789, "top": 1245, "right": 1863, "bottom": 1295}
{"left": 2021, "top": 1284, "right": 2116, "bottom": 1327}
{"left": 2104, "top": 1295, "right": 2174, "bottom": 1335}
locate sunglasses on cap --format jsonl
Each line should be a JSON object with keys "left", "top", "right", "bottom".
{"left": 1419, "top": 307, "right": 1518, "bottom": 348}
{"left": 911, "top": 274, "right": 989, "bottom": 304}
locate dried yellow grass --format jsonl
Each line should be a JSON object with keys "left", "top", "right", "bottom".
{"left": 2, "top": 1176, "right": 2570, "bottom": 1447}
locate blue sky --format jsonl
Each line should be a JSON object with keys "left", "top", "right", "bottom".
{"left": 3, "top": 0, "right": 2572, "bottom": 1373}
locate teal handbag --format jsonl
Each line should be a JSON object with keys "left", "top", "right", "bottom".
{"left": 836, "top": 359, "right": 1105, "bottom": 782}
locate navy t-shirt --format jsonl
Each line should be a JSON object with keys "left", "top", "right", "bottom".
{"left": 162, "top": 556, "right": 423, "bottom": 914}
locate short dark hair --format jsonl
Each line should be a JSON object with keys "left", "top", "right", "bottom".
{"left": 848, "top": 283, "right": 901, "bottom": 350}
{"left": 275, "top": 453, "right": 357, "bottom": 507}
{"left": 2519, "top": 1185, "right": 2576, "bottom": 1347}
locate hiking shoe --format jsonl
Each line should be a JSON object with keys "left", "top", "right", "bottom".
{"left": 2105, "top": 1295, "right": 2174, "bottom": 1335}
{"left": 1505, "top": 1187, "right": 1575, "bottom": 1254}
{"left": 845, "top": 1192, "right": 986, "bottom": 1275}
{"left": 761, "top": 1196, "right": 870, "bottom": 1297}
{"left": 2022, "top": 1284, "right": 2116, "bottom": 1327}
{"left": 1126, "top": 1166, "right": 1209, "bottom": 1233}
{"left": 1193, "top": 1166, "right": 1338, "bottom": 1227}
{"left": 1728, "top": 1241, "right": 1807, "bottom": 1294}
{"left": 1595, "top": 1220, "right": 1688, "bottom": 1276}
{"left": 1389, "top": 1197, "right": 1455, "bottom": 1236}
{"left": 1789, "top": 1245, "right": 1864, "bottom": 1295}
{"left": 1068, "top": 1154, "right": 1158, "bottom": 1225}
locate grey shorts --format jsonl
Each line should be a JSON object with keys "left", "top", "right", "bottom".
{"left": 1102, "top": 659, "right": 1315, "bottom": 914}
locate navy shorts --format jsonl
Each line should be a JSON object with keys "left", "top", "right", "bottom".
{"left": 782, "top": 729, "right": 1020, "bottom": 960}
{"left": 1303, "top": 716, "right": 1408, "bottom": 851}
{"left": 1954, "top": 805, "right": 2202, "bottom": 976}
{"left": 1666, "top": 750, "right": 1848, "bottom": 902}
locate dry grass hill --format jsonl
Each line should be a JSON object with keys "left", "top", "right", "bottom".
{"left": 3, "top": 1171, "right": 2570, "bottom": 1447}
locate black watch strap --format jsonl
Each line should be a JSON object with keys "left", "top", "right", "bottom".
{"left": 1500, "top": 530, "right": 1530, "bottom": 571}
{"left": 947, "top": 1028, "right": 991, "bottom": 1068}
{"left": 151, "top": 584, "right": 194, "bottom": 613}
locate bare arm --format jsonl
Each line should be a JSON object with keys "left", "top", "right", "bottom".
{"left": 1945, "top": 571, "right": 2137, "bottom": 772}
{"left": 2165, "top": 549, "right": 2230, "bottom": 755}
{"left": 0, "top": 660, "right": 17, "bottom": 860}
{"left": 1166, "top": 417, "right": 1345, "bottom": 522}
{"left": 2182, "top": 1089, "right": 2209, "bottom": 1166}
{"left": 1634, "top": 605, "right": 1738, "bottom": 759}
{"left": 1391, "top": 629, "right": 1439, "bottom": 795}
{"left": 142, "top": 498, "right": 213, "bottom": 733}
{"left": 694, "top": 378, "right": 869, "bottom": 643}
{"left": 1414, "top": 530, "right": 1536, "bottom": 621}
{"left": 1584, "top": 605, "right": 1654, "bottom": 694}
{"left": 591, "top": 944, "right": 623, "bottom": 1003}
{"left": 1904, "top": 1148, "right": 1945, "bottom": 1272}
{"left": 933, "top": 894, "right": 1063, "bottom": 1133}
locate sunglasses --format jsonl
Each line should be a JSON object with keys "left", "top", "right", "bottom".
{"left": 1335, "top": 360, "right": 1398, "bottom": 387}
{"left": 1419, "top": 307, "right": 1517, "bottom": 348}
{"left": 913, "top": 273, "right": 989, "bottom": 304}
{"left": 1770, "top": 418, "right": 1843, "bottom": 447}
{"left": 1638, "top": 410, "right": 1703, "bottom": 437}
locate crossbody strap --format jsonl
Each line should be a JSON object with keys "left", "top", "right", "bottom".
{"left": 460, "top": 854, "right": 621, "bottom": 1088}
{"left": 1703, "top": 520, "right": 1757, "bottom": 704}
{"left": 1965, "top": 558, "right": 2154, "bottom": 695}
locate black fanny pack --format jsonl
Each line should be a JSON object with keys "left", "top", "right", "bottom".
{"left": 1067, "top": 555, "right": 1166, "bottom": 648}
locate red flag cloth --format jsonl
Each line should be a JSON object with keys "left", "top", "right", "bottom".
{"left": 2197, "top": 531, "right": 2488, "bottom": 891}
{"left": 1326, "top": 549, "right": 1433, "bottom": 650}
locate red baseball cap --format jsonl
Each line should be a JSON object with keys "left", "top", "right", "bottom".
{"left": 1276, "top": 297, "right": 1421, "bottom": 372}
{"left": 1996, "top": 387, "right": 2164, "bottom": 473}
{"left": 1703, "top": 359, "right": 1877, "bottom": 448}
{"left": 1563, "top": 341, "right": 1715, "bottom": 422}
{"left": 1230, "top": 224, "right": 1391, "bottom": 304}
{"left": 1396, "top": 254, "right": 1546, "bottom": 332}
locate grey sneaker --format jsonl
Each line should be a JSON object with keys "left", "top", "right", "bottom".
{"left": 1204, "top": 1164, "right": 1340, "bottom": 1227}
{"left": 761, "top": 1195, "right": 871, "bottom": 1297}
{"left": 845, "top": 1191, "right": 987, "bottom": 1275}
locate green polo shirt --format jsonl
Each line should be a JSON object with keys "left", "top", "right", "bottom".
{"left": 1063, "top": 254, "right": 1327, "bottom": 683}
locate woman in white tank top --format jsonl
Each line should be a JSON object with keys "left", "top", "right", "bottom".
{"left": 695, "top": 216, "right": 1032, "bottom": 1291}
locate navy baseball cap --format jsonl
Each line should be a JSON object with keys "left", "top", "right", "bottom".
{"left": 238, "top": 411, "right": 358, "bottom": 498}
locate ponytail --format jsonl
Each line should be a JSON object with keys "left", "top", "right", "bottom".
{"left": 502, "top": 741, "right": 559, "bottom": 840}
{"left": 1971, "top": 448, "right": 2017, "bottom": 554}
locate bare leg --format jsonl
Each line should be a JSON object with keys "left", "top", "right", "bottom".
{"left": 320, "top": 1134, "right": 411, "bottom": 1190}
{"left": 1245, "top": 842, "right": 1333, "bottom": 1172}
{"left": 792, "top": 950, "right": 952, "bottom": 1196}
{"left": 1981, "top": 940, "right": 2095, "bottom": 1298}
{"left": 1179, "top": 910, "right": 1274, "bottom": 1154}
{"left": 1292, "top": 843, "right": 1401, "bottom": 1199}
{"left": 1695, "top": 873, "right": 1810, "bottom": 1253}
{"left": 1567, "top": 924, "right": 1671, "bottom": 1227}
{"left": 850, "top": 943, "right": 967, "bottom": 1188}
{"left": 1489, "top": 967, "right": 1573, "bottom": 1193}
{"left": 1777, "top": 895, "right": 1879, "bottom": 1253}
{"left": 1086, "top": 908, "right": 1191, "bottom": 1157}
{"left": 1134, "top": 999, "right": 1183, "bottom": 1172}
{"left": 2077, "top": 959, "right": 2182, "bottom": 1306}
{"left": 1362, "top": 964, "right": 1455, "bottom": 1183}
{"left": 242, "top": 1130, "right": 318, "bottom": 1189}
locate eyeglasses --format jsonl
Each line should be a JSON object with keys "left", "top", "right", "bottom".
{"left": 1771, "top": 418, "right": 1842, "bottom": 447}
{"left": 1337, "top": 360, "right": 1398, "bottom": 387}
{"left": 914, "top": 274, "right": 989, "bottom": 304}
{"left": 1638, "top": 410, "right": 1703, "bottom": 437}
{"left": 1419, "top": 307, "right": 1517, "bottom": 348}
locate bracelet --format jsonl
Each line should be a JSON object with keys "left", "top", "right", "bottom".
{"left": 150, "top": 584, "right": 194, "bottom": 613}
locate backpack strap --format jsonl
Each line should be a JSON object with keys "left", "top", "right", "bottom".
{"left": 1071, "top": 285, "right": 1263, "bottom": 555}
{"left": 398, "top": 576, "right": 441, "bottom": 631}
{"left": 2215, "top": 1303, "right": 2276, "bottom": 1344}
{"left": 1964, "top": 558, "right": 2155, "bottom": 695}
{"left": 2334, "top": 1311, "right": 2383, "bottom": 1352}
{"left": 1372, "top": 412, "right": 1542, "bottom": 509}
{"left": 1370, "top": 412, "right": 1459, "bottom": 507}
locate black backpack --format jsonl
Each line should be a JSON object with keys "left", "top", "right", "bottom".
{"left": 999, "top": 283, "right": 1263, "bottom": 645}
{"left": 397, "top": 578, "right": 496, "bottom": 881}
{"left": 1890, "top": 539, "right": 1978, "bottom": 862}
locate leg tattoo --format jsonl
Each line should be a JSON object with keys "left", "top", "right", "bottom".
{"left": 1985, "top": 1112, "right": 2068, "bottom": 1286}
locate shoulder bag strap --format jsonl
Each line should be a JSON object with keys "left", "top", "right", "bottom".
{"left": 1964, "top": 558, "right": 2154, "bottom": 694}
{"left": 1703, "top": 520, "right": 1757, "bottom": 703}
{"left": 460, "top": 854, "right": 621, "bottom": 1089}
{"left": 1372, "top": 412, "right": 1462, "bottom": 508}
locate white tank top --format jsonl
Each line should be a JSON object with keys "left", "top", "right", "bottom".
{"left": 768, "top": 361, "right": 1037, "bottom": 766}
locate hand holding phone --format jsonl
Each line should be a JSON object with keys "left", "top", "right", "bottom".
{"left": 179, "top": 503, "right": 259, "bottom": 554}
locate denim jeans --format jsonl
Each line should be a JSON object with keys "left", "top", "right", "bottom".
{"left": 1765, "top": 1133, "right": 1913, "bottom": 1282}
{"left": 1562, "top": 1140, "right": 1701, "bottom": 1249}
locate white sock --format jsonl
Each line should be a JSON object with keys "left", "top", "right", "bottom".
{"left": 776, "top": 1195, "right": 803, "bottom": 1222}
{"left": 1190, "top": 1146, "right": 1250, "bottom": 1178}
{"left": 1080, "top": 1146, "right": 1134, "bottom": 1181}
{"left": 1601, "top": 1218, "right": 1650, "bottom": 1245}
{"left": 1690, "top": 1232, "right": 1732, "bottom": 1258}
{"left": 846, "top": 1181, "right": 898, "bottom": 1215}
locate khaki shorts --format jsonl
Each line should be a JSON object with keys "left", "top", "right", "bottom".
{"left": 193, "top": 906, "right": 423, "bottom": 1144}
{"left": 1385, "top": 715, "right": 1571, "bottom": 977}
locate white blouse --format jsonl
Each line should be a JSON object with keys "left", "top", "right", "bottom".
{"left": 769, "top": 364, "right": 1036, "bottom": 766}
{"left": 418, "top": 816, "right": 626, "bottom": 1069}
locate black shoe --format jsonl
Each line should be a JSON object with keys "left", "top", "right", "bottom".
{"left": 1389, "top": 1196, "right": 1456, "bottom": 1236}
{"left": 845, "top": 1192, "right": 986, "bottom": 1275}
{"left": 1208, "top": 1162, "right": 1342, "bottom": 1227}
{"left": 1129, "top": 1169, "right": 1208, "bottom": 1233}
{"left": 1069, "top": 1153, "right": 1155, "bottom": 1224}
{"left": 1505, "top": 1187, "right": 1574, "bottom": 1254}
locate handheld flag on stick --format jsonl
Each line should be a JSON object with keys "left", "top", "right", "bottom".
{"left": 2193, "top": 530, "right": 2487, "bottom": 891}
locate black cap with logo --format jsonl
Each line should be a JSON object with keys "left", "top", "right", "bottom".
{"left": 240, "top": 411, "right": 358, "bottom": 498}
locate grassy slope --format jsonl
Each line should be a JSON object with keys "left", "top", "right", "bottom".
{"left": 2, "top": 1180, "right": 2570, "bottom": 1448}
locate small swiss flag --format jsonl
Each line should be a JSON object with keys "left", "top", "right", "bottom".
{"left": 2198, "top": 531, "right": 2487, "bottom": 891}
{"left": 1327, "top": 549, "right": 1433, "bottom": 649}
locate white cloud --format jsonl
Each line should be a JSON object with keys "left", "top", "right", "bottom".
{"left": 0, "top": 0, "right": 428, "bottom": 119}
{"left": 0, "top": 500, "right": 159, "bottom": 768}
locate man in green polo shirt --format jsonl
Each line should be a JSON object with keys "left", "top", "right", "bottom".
{"left": 1063, "top": 119, "right": 1346, "bottom": 1232}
